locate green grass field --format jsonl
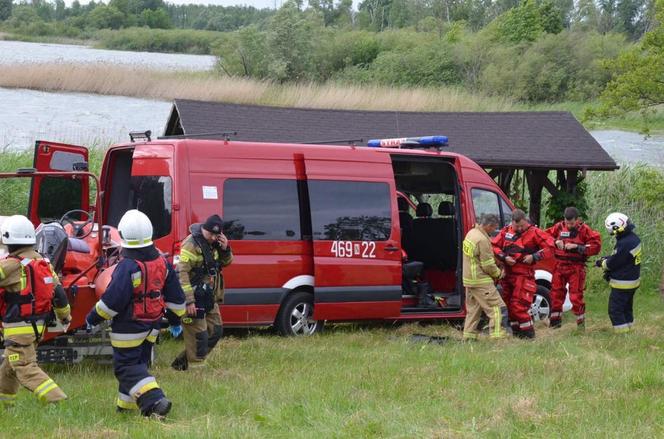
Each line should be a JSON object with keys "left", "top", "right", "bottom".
{"left": 2, "top": 286, "right": 663, "bottom": 438}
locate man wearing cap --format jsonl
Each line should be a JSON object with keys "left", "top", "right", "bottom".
{"left": 171, "top": 215, "right": 233, "bottom": 371}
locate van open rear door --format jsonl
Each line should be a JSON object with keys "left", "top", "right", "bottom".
{"left": 302, "top": 153, "right": 402, "bottom": 321}
{"left": 29, "top": 141, "right": 90, "bottom": 225}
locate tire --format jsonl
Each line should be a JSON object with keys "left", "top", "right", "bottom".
{"left": 275, "top": 291, "right": 324, "bottom": 336}
{"left": 530, "top": 285, "right": 552, "bottom": 322}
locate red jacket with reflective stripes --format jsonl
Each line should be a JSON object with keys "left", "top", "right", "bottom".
{"left": 545, "top": 221, "right": 601, "bottom": 265}
{"left": 492, "top": 224, "right": 554, "bottom": 276}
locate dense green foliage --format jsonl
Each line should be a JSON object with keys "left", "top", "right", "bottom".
{"left": 586, "top": 0, "right": 664, "bottom": 134}
{"left": 0, "top": 0, "right": 660, "bottom": 106}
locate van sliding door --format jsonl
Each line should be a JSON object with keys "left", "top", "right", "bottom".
{"left": 303, "top": 155, "right": 402, "bottom": 321}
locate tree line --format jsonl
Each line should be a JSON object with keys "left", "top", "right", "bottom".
{"left": 0, "top": 0, "right": 661, "bottom": 111}
{"left": 0, "top": 0, "right": 655, "bottom": 38}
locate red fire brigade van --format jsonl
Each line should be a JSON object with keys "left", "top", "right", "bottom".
{"left": 20, "top": 135, "right": 554, "bottom": 339}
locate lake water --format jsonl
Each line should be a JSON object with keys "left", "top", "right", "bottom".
{"left": 0, "top": 87, "right": 171, "bottom": 149}
{"left": 0, "top": 87, "right": 662, "bottom": 166}
{"left": 0, "top": 41, "right": 662, "bottom": 164}
{"left": 0, "top": 40, "right": 216, "bottom": 71}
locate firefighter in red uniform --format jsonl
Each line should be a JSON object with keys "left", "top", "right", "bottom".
{"left": 545, "top": 207, "right": 601, "bottom": 329}
{"left": 492, "top": 209, "right": 554, "bottom": 338}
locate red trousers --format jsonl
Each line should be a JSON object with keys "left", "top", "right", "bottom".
{"left": 550, "top": 262, "right": 586, "bottom": 324}
{"left": 499, "top": 274, "right": 537, "bottom": 331}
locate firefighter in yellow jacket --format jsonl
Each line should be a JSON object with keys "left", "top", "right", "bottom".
{"left": 462, "top": 214, "right": 509, "bottom": 340}
{"left": 0, "top": 215, "right": 71, "bottom": 406}
{"left": 171, "top": 215, "right": 233, "bottom": 371}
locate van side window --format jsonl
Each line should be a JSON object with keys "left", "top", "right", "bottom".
{"left": 471, "top": 189, "right": 501, "bottom": 226}
{"left": 308, "top": 181, "right": 391, "bottom": 241}
{"left": 499, "top": 197, "right": 513, "bottom": 227}
{"left": 223, "top": 179, "right": 301, "bottom": 240}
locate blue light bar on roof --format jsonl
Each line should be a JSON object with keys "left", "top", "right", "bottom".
{"left": 367, "top": 135, "right": 449, "bottom": 148}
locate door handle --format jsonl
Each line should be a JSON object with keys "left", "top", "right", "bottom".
{"left": 384, "top": 245, "right": 399, "bottom": 252}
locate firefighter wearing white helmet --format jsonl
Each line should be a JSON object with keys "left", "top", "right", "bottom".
{"left": 118, "top": 209, "right": 154, "bottom": 248}
{"left": 595, "top": 212, "right": 642, "bottom": 332}
{"left": 86, "top": 209, "right": 186, "bottom": 417}
{"left": 0, "top": 215, "right": 71, "bottom": 407}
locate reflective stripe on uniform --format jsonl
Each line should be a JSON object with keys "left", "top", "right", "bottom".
{"left": 492, "top": 306, "right": 502, "bottom": 338}
{"left": 462, "top": 277, "right": 494, "bottom": 286}
{"left": 519, "top": 321, "right": 533, "bottom": 329}
{"left": 117, "top": 392, "right": 138, "bottom": 410}
{"left": 550, "top": 311, "right": 562, "bottom": 318}
{"left": 95, "top": 300, "right": 118, "bottom": 319}
{"left": 182, "top": 284, "right": 193, "bottom": 293}
{"left": 0, "top": 266, "right": 5, "bottom": 280}
{"left": 146, "top": 328, "right": 160, "bottom": 343}
{"left": 34, "top": 378, "right": 59, "bottom": 401}
{"left": 480, "top": 258, "right": 496, "bottom": 267}
{"left": 0, "top": 393, "right": 16, "bottom": 404}
{"left": 54, "top": 304, "right": 70, "bottom": 316}
{"left": 613, "top": 323, "right": 631, "bottom": 333}
{"left": 3, "top": 321, "right": 45, "bottom": 337}
{"left": 630, "top": 244, "right": 642, "bottom": 256}
{"left": 462, "top": 332, "right": 478, "bottom": 339}
{"left": 609, "top": 278, "right": 641, "bottom": 289}
{"left": 110, "top": 331, "right": 150, "bottom": 348}
{"left": 19, "top": 265, "right": 27, "bottom": 290}
{"left": 166, "top": 301, "right": 186, "bottom": 317}
{"left": 130, "top": 376, "right": 159, "bottom": 399}
{"left": 179, "top": 249, "right": 202, "bottom": 263}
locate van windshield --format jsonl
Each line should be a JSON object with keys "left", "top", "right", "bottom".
{"left": 106, "top": 175, "right": 172, "bottom": 240}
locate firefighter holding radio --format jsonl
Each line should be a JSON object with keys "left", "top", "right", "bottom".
{"left": 171, "top": 215, "right": 233, "bottom": 371}
{"left": 0, "top": 215, "right": 71, "bottom": 406}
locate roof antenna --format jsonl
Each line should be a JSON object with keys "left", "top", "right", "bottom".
{"left": 129, "top": 130, "right": 152, "bottom": 142}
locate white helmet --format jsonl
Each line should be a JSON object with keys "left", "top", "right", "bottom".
{"left": 1, "top": 215, "right": 36, "bottom": 245}
{"left": 605, "top": 212, "right": 629, "bottom": 235}
{"left": 117, "top": 209, "right": 153, "bottom": 248}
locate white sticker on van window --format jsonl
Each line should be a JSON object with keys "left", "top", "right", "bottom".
{"left": 202, "top": 186, "right": 218, "bottom": 200}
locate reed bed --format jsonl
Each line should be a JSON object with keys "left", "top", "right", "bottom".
{"left": 0, "top": 62, "right": 517, "bottom": 112}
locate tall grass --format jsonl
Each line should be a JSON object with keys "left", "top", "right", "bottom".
{"left": 0, "top": 63, "right": 518, "bottom": 112}
{"left": 585, "top": 166, "right": 664, "bottom": 293}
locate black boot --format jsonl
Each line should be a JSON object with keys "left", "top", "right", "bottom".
{"left": 550, "top": 318, "right": 562, "bottom": 329}
{"left": 143, "top": 397, "right": 172, "bottom": 418}
{"left": 171, "top": 353, "right": 188, "bottom": 371}
{"left": 515, "top": 328, "right": 535, "bottom": 339}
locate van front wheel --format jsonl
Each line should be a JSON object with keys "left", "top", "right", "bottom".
{"left": 530, "top": 285, "right": 552, "bottom": 322}
{"left": 275, "top": 292, "right": 324, "bottom": 336}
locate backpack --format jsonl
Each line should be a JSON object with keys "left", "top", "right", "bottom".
{"left": 2, "top": 257, "right": 55, "bottom": 319}
{"left": 132, "top": 258, "right": 167, "bottom": 322}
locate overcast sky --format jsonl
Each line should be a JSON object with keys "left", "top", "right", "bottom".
{"left": 62, "top": 0, "right": 284, "bottom": 9}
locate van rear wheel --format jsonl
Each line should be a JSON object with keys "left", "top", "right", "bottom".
{"left": 275, "top": 292, "right": 324, "bottom": 336}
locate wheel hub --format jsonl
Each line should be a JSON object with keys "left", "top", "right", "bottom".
{"left": 290, "top": 302, "right": 317, "bottom": 335}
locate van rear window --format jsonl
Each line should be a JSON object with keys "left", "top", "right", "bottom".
{"left": 106, "top": 175, "right": 172, "bottom": 240}
{"left": 223, "top": 179, "right": 301, "bottom": 240}
{"left": 308, "top": 181, "right": 391, "bottom": 241}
